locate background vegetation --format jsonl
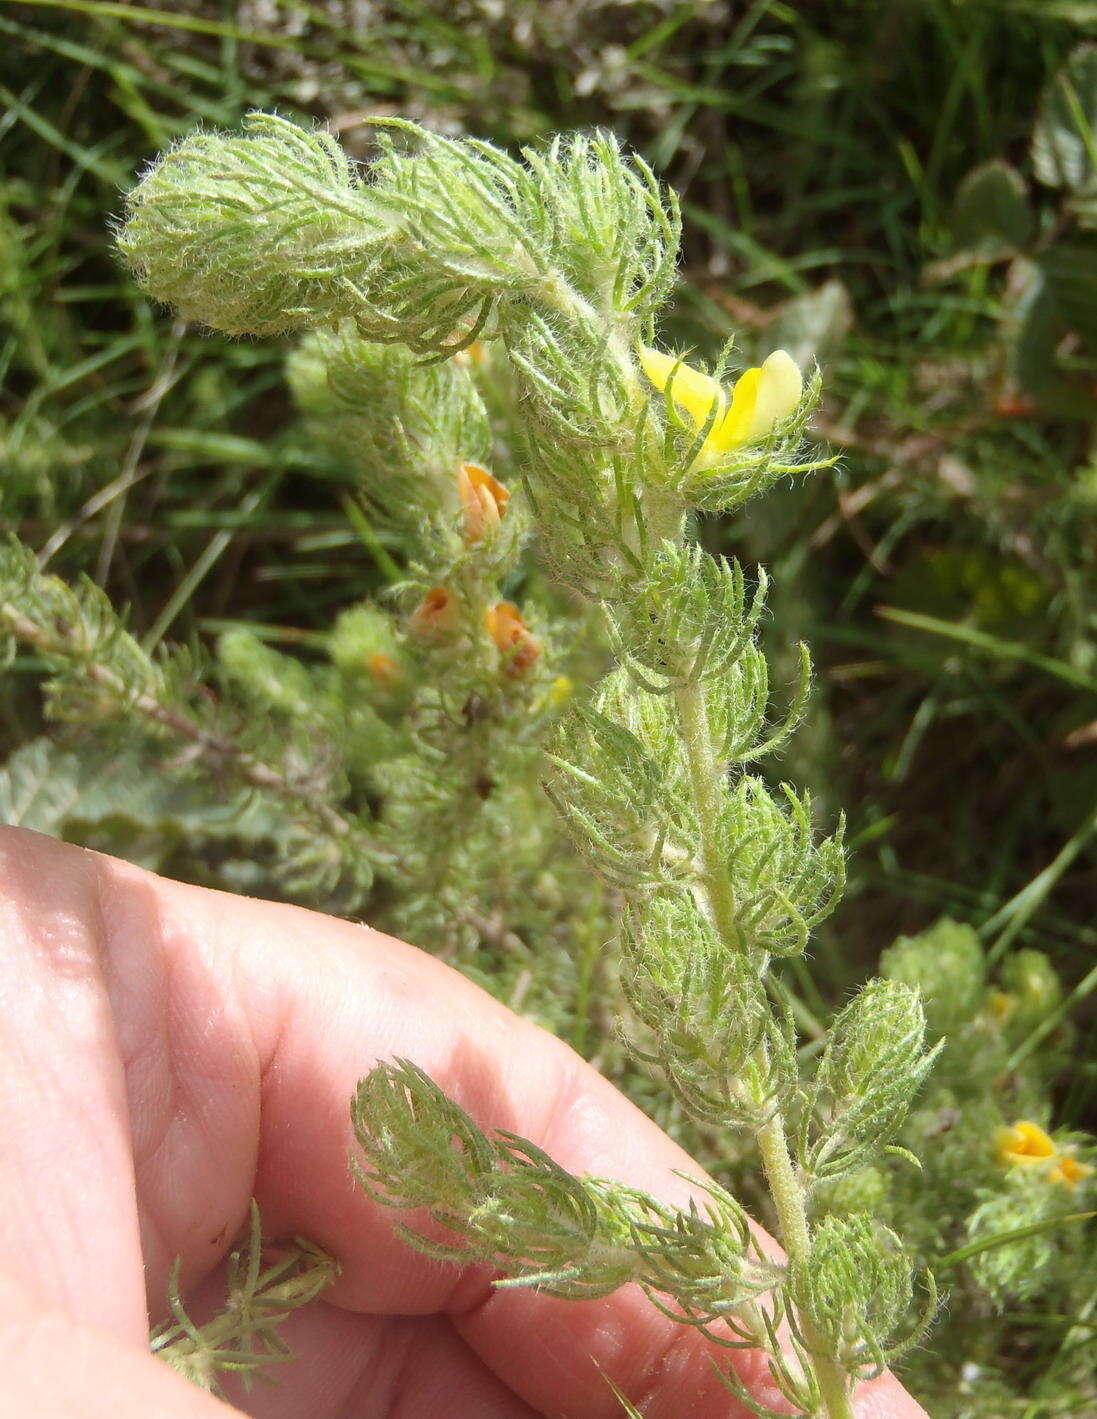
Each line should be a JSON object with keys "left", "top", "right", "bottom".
{"left": 2, "top": 2, "right": 1096, "bottom": 1415}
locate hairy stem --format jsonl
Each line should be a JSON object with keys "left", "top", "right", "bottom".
{"left": 756, "top": 1111, "right": 856, "bottom": 1419}
{"left": 674, "top": 677, "right": 741, "bottom": 950}
{"left": 673, "top": 675, "right": 853, "bottom": 1419}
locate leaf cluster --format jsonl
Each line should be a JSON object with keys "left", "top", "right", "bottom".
{"left": 352, "top": 1059, "right": 779, "bottom": 1312}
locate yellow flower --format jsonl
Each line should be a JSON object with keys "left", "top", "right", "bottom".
{"left": 997, "top": 1120, "right": 1057, "bottom": 1168}
{"left": 638, "top": 345, "right": 803, "bottom": 465}
{"left": 997, "top": 1120, "right": 1093, "bottom": 1190}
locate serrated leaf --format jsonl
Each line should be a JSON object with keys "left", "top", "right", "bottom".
{"left": 1032, "top": 44, "right": 1097, "bottom": 194}
{"left": 952, "top": 161, "right": 1033, "bottom": 253}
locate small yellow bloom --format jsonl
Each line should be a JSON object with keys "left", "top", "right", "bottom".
{"left": 458, "top": 461, "right": 509, "bottom": 545}
{"left": 997, "top": 1120, "right": 1093, "bottom": 1189}
{"left": 997, "top": 1120, "right": 1057, "bottom": 1168}
{"left": 638, "top": 345, "right": 803, "bottom": 464}
{"left": 549, "top": 675, "right": 573, "bottom": 705}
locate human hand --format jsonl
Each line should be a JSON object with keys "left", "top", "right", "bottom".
{"left": 0, "top": 827, "right": 927, "bottom": 1417}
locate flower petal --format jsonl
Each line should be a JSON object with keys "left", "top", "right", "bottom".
{"left": 746, "top": 349, "right": 803, "bottom": 442}
{"left": 709, "top": 365, "right": 762, "bottom": 452}
{"left": 638, "top": 345, "right": 724, "bottom": 430}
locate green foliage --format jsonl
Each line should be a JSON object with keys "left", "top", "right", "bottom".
{"left": 620, "top": 893, "right": 778, "bottom": 1126}
{"left": 353, "top": 1059, "right": 778, "bottom": 1309}
{"left": 791, "top": 1213, "right": 933, "bottom": 1378}
{"left": 121, "top": 115, "right": 679, "bottom": 357}
{"left": 3, "top": 6, "right": 1097, "bottom": 1417}
{"left": 0, "top": 536, "right": 377, "bottom": 896}
{"left": 941, "top": 42, "right": 1097, "bottom": 417}
{"left": 1032, "top": 43, "right": 1097, "bottom": 196}
{"left": 952, "top": 161, "right": 1034, "bottom": 254}
{"left": 803, "top": 981, "right": 938, "bottom": 1180}
{"left": 116, "top": 108, "right": 934, "bottom": 1415}
{"left": 120, "top": 114, "right": 383, "bottom": 337}
{"left": 151, "top": 1202, "right": 338, "bottom": 1396}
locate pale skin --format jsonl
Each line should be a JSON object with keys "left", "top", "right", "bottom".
{"left": 0, "top": 826, "right": 928, "bottom": 1418}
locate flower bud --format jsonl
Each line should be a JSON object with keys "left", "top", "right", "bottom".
{"left": 367, "top": 652, "right": 401, "bottom": 686}
{"left": 485, "top": 602, "right": 540, "bottom": 674}
{"left": 791, "top": 1214, "right": 924, "bottom": 1375}
{"left": 805, "top": 979, "right": 937, "bottom": 1177}
{"left": 1000, "top": 949, "right": 1062, "bottom": 1027}
{"left": 458, "top": 461, "right": 509, "bottom": 544}
{"left": 881, "top": 918, "right": 985, "bottom": 1036}
{"left": 410, "top": 586, "right": 459, "bottom": 637}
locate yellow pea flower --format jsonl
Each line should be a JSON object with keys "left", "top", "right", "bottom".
{"left": 410, "top": 586, "right": 459, "bottom": 638}
{"left": 997, "top": 1120, "right": 1057, "bottom": 1168}
{"left": 997, "top": 1120, "right": 1093, "bottom": 1189}
{"left": 639, "top": 345, "right": 803, "bottom": 465}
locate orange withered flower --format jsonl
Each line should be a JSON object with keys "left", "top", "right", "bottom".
{"left": 485, "top": 601, "right": 540, "bottom": 675}
{"left": 453, "top": 340, "right": 486, "bottom": 368}
{"left": 410, "top": 586, "right": 459, "bottom": 638}
{"left": 458, "top": 462, "right": 509, "bottom": 545}
{"left": 1050, "top": 1155, "right": 1093, "bottom": 1189}
{"left": 366, "top": 651, "right": 400, "bottom": 686}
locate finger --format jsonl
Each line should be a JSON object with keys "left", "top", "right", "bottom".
{"left": 182, "top": 1264, "right": 540, "bottom": 1419}
{"left": 0, "top": 830, "right": 147, "bottom": 1341}
{"left": 0, "top": 827, "right": 929, "bottom": 1418}
{"left": 219, "top": 1307, "right": 541, "bottom": 1419}
{"left": 0, "top": 1265, "right": 233, "bottom": 1419}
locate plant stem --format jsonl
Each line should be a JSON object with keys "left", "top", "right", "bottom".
{"left": 674, "top": 678, "right": 741, "bottom": 949}
{"left": 673, "top": 674, "right": 854, "bottom": 1419}
{"left": 756, "top": 1111, "right": 856, "bottom": 1419}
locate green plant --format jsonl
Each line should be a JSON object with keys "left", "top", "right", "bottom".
{"left": 113, "top": 112, "right": 942, "bottom": 1417}
{"left": 938, "top": 42, "right": 1097, "bottom": 421}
